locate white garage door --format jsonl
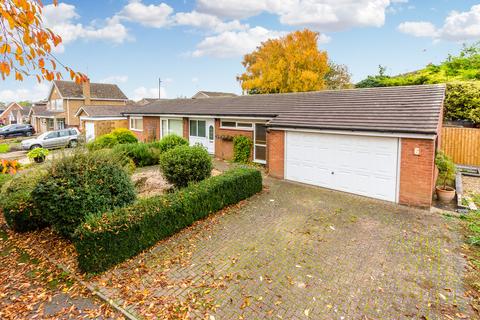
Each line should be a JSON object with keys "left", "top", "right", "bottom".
{"left": 85, "top": 122, "right": 95, "bottom": 142}
{"left": 285, "top": 132, "right": 399, "bottom": 202}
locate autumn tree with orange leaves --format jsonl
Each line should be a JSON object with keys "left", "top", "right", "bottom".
{"left": 238, "top": 29, "right": 330, "bottom": 94}
{"left": 0, "top": 0, "right": 86, "bottom": 82}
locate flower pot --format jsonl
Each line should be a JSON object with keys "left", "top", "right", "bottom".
{"left": 436, "top": 186, "right": 456, "bottom": 203}
{"left": 33, "top": 156, "right": 45, "bottom": 163}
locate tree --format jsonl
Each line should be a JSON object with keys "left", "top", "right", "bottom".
{"left": 238, "top": 29, "right": 329, "bottom": 94}
{"left": 0, "top": 0, "right": 85, "bottom": 82}
{"left": 324, "top": 62, "right": 353, "bottom": 90}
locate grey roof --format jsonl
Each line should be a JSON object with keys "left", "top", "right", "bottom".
{"left": 192, "top": 91, "right": 238, "bottom": 98}
{"left": 77, "top": 105, "right": 137, "bottom": 117}
{"left": 54, "top": 80, "right": 128, "bottom": 100}
{"left": 31, "top": 105, "right": 64, "bottom": 117}
{"left": 19, "top": 106, "right": 32, "bottom": 116}
{"left": 126, "top": 85, "right": 445, "bottom": 134}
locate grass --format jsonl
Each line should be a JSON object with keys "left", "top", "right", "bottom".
{"left": 0, "top": 143, "right": 10, "bottom": 153}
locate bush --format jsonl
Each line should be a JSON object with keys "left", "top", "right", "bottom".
{"left": 87, "top": 134, "right": 118, "bottom": 151}
{"left": 1, "top": 170, "right": 48, "bottom": 232}
{"left": 148, "top": 134, "right": 188, "bottom": 153}
{"left": 444, "top": 82, "right": 480, "bottom": 124}
{"left": 112, "top": 143, "right": 160, "bottom": 167}
{"left": 111, "top": 128, "right": 138, "bottom": 144}
{"left": 159, "top": 145, "right": 212, "bottom": 188}
{"left": 74, "top": 168, "right": 262, "bottom": 273}
{"left": 435, "top": 151, "right": 456, "bottom": 189}
{"left": 0, "top": 159, "right": 20, "bottom": 174}
{"left": 31, "top": 151, "right": 136, "bottom": 238}
{"left": 233, "top": 136, "right": 253, "bottom": 163}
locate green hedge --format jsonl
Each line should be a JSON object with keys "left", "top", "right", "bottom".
{"left": 147, "top": 134, "right": 188, "bottom": 153}
{"left": 74, "top": 168, "right": 262, "bottom": 273}
{"left": 233, "top": 136, "right": 252, "bottom": 163}
{"left": 112, "top": 143, "right": 161, "bottom": 167}
{"left": 1, "top": 170, "right": 48, "bottom": 232}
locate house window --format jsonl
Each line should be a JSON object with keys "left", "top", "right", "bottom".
{"left": 189, "top": 120, "right": 206, "bottom": 138}
{"left": 220, "top": 120, "right": 253, "bottom": 130}
{"left": 130, "top": 117, "right": 143, "bottom": 131}
{"left": 161, "top": 118, "right": 183, "bottom": 137}
{"left": 52, "top": 99, "right": 63, "bottom": 111}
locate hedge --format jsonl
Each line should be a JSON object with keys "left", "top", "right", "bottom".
{"left": 148, "top": 134, "right": 188, "bottom": 153}
{"left": 1, "top": 170, "right": 48, "bottom": 232}
{"left": 112, "top": 143, "right": 161, "bottom": 167}
{"left": 74, "top": 167, "right": 262, "bottom": 273}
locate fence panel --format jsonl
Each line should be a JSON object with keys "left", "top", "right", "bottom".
{"left": 441, "top": 127, "right": 480, "bottom": 166}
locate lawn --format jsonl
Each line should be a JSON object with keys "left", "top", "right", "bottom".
{"left": 0, "top": 143, "right": 10, "bottom": 153}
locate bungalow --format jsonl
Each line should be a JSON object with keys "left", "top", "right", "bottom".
{"left": 120, "top": 85, "right": 446, "bottom": 207}
{"left": 31, "top": 80, "right": 129, "bottom": 133}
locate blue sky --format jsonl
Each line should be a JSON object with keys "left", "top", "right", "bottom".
{"left": 1, "top": 0, "right": 479, "bottom": 102}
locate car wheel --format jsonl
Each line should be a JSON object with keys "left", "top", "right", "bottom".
{"left": 69, "top": 140, "right": 78, "bottom": 148}
{"left": 25, "top": 131, "right": 32, "bottom": 137}
{"left": 30, "top": 144, "right": 41, "bottom": 150}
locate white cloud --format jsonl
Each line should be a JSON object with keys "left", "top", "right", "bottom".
{"left": 118, "top": 0, "right": 174, "bottom": 28}
{"left": 398, "top": 4, "right": 480, "bottom": 41}
{"left": 132, "top": 86, "right": 167, "bottom": 101}
{"left": 397, "top": 21, "right": 438, "bottom": 37}
{"left": 174, "top": 11, "right": 246, "bottom": 33}
{"left": 42, "top": 3, "right": 129, "bottom": 50}
{"left": 197, "top": 0, "right": 392, "bottom": 31}
{"left": 99, "top": 75, "right": 129, "bottom": 84}
{"left": 0, "top": 83, "right": 50, "bottom": 103}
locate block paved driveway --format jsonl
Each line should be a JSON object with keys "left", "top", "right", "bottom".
{"left": 94, "top": 176, "right": 474, "bottom": 319}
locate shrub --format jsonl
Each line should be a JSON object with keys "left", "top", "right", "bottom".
{"left": 148, "top": 134, "right": 188, "bottom": 153}
{"left": 74, "top": 168, "right": 262, "bottom": 273}
{"left": 31, "top": 151, "right": 136, "bottom": 238}
{"left": 111, "top": 128, "right": 138, "bottom": 144}
{"left": 1, "top": 170, "right": 48, "bottom": 232}
{"left": 159, "top": 145, "right": 212, "bottom": 188}
{"left": 233, "top": 136, "right": 253, "bottom": 163}
{"left": 86, "top": 134, "right": 118, "bottom": 151}
{"left": 435, "top": 151, "right": 456, "bottom": 190}
{"left": 112, "top": 143, "right": 160, "bottom": 167}
{"left": 0, "top": 159, "right": 20, "bottom": 174}
{"left": 0, "top": 174, "right": 13, "bottom": 190}
{"left": 27, "top": 148, "right": 49, "bottom": 163}
{"left": 444, "top": 82, "right": 480, "bottom": 124}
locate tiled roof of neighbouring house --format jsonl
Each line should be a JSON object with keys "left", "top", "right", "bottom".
{"left": 76, "top": 105, "right": 138, "bottom": 117}
{"left": 124, "top": 84, "right": 446, "bottom": 135}
{"left": 192, "top": 91, "right": 238, "bottom": 98}
{"left": 53, "top": 80, "right": 128, "bottom": 100}
{"left": 19, "top": 106, "right": 32, "bottom": 116}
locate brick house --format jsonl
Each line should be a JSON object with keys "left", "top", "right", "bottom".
{"left": 31, "top": 80, "right": 128, "bottom": 133}
{"left": 122, "top": 84, "right": 445, "bottom": 207}
{"left": 0, "top": 102, "right": 31, "bottom": 125}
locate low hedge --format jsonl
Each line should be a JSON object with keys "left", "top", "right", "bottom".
{"left": 74, "top": 167, "right": 262, "bottom": 273}
{"left": 1, "top": 170, "right": 48, "bottom": 232}
{"left": 148, "top": 134, "right": 188, "bottom": 153}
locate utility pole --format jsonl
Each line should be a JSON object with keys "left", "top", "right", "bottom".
{"left": 158, "top": 78, "right": 162, "bottom": 99}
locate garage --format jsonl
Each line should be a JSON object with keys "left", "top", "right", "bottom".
{"left": 285, "top": 131, "right": 399, "bottom": 202}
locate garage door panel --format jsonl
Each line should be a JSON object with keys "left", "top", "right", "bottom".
{"left": 286, "top": 132, "right": 398, "bottom": 202}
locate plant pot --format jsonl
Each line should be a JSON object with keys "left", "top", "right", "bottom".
{"left": 436, "top": 186, "right": 456, "bottom": 203}
{"left": 33, "top": 156, "right": 45, "bottom": 163}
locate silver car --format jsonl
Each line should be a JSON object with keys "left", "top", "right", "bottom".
{"left": 22, "top": 128, "right": 80, "bottom": 150}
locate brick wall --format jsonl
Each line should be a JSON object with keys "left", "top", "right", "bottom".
{"left": 131, "top": 116, "right": 160, "bottom": 142}
{"left": 399, "top": 138, "right": 436, "bottom": 207}
{"left": 214, "top": 119, "right": 253, "bottom": 160}
{"left": 183, "top": 118, "right": 189, "bottom": 139}
{"left": 267, "top": 130, "right": 285, "bottom": 179}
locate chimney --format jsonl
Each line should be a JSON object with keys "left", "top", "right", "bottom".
{"left": 82, "top": 78, "right": 91, "bottom": 105}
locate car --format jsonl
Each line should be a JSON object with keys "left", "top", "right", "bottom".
{"left": 0, "top": 124, "right": 35, "bottom": 139}
{"left": 21, "top": 128, "right": 80, "bottom": 150}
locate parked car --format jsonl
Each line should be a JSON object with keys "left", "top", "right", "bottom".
{"left": 21, "top": 128, "right": 80, "bottom": 150}
{"left": 0, "top": 124, "right": 35, "bottom": 139}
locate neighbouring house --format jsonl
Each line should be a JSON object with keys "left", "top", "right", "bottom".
{"left": 31, "top": 80, "right": 128, "bottom": 133}
{"left": 136, "top": 98, "right": 160, "bottom": 106}
{"left": 0, "top": 102, "right": 31, "bottom": 125}
{"left": 76, "top": 105, "right": 137, "bottom": 142}
{"left": 123, "top": 84, "right": 446, "bottom": 208}
{"left": 191, "top": 91, "right": 238, "bottom": 99}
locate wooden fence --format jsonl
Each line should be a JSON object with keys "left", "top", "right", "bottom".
{"left": 441, "top": 127, "right": 480, "bottom": 166}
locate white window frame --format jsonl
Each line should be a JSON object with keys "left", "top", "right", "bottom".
{"left": 129, "top": 117, "right": 143, "bottom": 131}
{"left": 189, "top": 119, "right": 207, "bottom": 138}
{"left": 161, "top": 118, "right": 183, "bottom": 137}
{"left": 220, "top": 120, "right": 254, "bottom": 131}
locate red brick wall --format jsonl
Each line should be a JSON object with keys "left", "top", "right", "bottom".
{"left": 214, "top": 119, "right": 253, "bottom": 160}
{"left": 267, "top": 130, "right": 285, "bottom": 179}
{"left": 399, "top": 138, "right": 436, "bottom": 207}
{"left": 183, "top": 118, "right": 189, "bottom": 139}
{"left": 131, "top": 116, "right": 160, "bottom": 142}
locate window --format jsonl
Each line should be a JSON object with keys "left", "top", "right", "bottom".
{"left": 220, "top": 120, "right": 253, "bottom": 130}
{"left": 208, "top": 125, "right": 214, "bottom": 141}
{"left": 189, "top": 120, "right": 206, "bottom": 138}
{"left": 161, "top": 118, "right": 183, "bottom": 137}
{"left": 45, "top": 132, "right": 59, "bottom": 139}
{"left": 49, "top": 99, "right": 63, "bottom": 111}
{"left": 59, "top": 130, "right": 69, "bottom": 137}
{"left": 130, "top": 117, "right": 143, "bottom": 131}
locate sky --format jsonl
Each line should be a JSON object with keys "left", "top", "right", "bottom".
{"left": 1, "top": 0, "right": 480, "bottom": 103}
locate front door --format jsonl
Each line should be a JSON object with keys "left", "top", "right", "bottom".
{"left": 189, "top": 119, "right": 215, "bottom": 154}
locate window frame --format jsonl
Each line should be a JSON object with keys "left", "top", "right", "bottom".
{"left": 220, "top": 120, "right": 254, "bottom": 131}
{"left": 129, "top": 117, "right": 143, "bottom": 131}
{"left": 161, "top": 118, "right": 183, "bottom": 137}
{"left": 189, "top": 119, "right": 207, "bottom": 138}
